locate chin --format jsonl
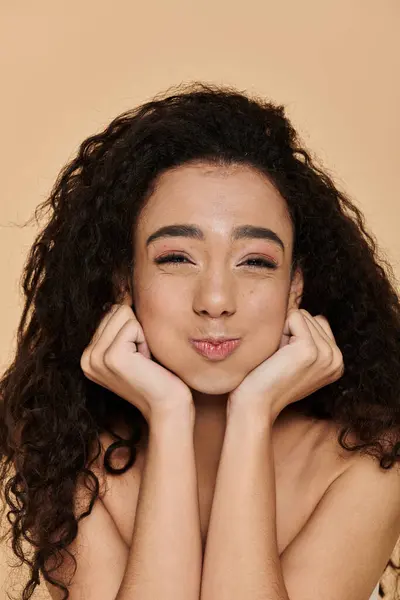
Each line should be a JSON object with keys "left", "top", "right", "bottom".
{"left": 176, "top": 366, "right": 246, "bottom": 396}
{"left": 148, "top": 346, "right": 255, "bottom": 395}
{"left": 188, "top": 381, "right": 234, "bottom": 396}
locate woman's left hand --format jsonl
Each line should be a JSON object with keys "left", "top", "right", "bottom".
{"left": 228, "top": 308, "right": 345, "bottom": 422}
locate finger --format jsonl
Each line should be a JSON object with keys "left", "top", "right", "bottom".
{"left": 299, "top": 309, "right": 334, "bottom": 359}
{"left": 314, "top": 315, "right": 336, "bottom": 342}
{"left": 301, "top": 310, "right": 343, "bottom": 373}
{"left": 94, "top": 289, "right": 135, "bottom": 347}
{"left": 301, "top": 311, "right": 340, "bottom": 361}
{"left": 106, "top": 317, "right": 151, "bottom": 365}
{"left": 81, "top": 305, "right": 122, "bottom": 378}
{"left": 91, "top": 304, "right": 120, "bottom": 346}
{"left": 284, "top": 309, "right": 314, "bottom": 343}
{"left": 300, "top": 310, "right": 333, "bottom": 346}
{"left": 98, "top": 305, "right": 152, "bottom": 361}
{"left": 312, "top": 315, "right": 344, "bottom": 372}
{"left": 91, "top": 306, "right": 135, "bottom": 362}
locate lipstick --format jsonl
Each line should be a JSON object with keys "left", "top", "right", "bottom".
{"left": 190, "top": 339, "right": 241, "bottom": 360}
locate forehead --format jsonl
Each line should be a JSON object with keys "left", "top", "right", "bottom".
{"left": 137, "top": 162, "right": 293, "bottom": 243}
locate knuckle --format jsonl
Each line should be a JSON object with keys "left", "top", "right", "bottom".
{"left": 126, "top": 317, "right": 138, "bottom": 330}
{"left": 322, "top": 344, "right": 334, "bottom": 364}
{"left": 334, "top": 346, "right": 343, "bottom": 361}
{"left": 80, "top": 350, "right": 96, "bottom": 382}
{"left": 316, "top": 314, "right": 328, "bottom": 324}
{"left": 333, "top": 347, "right": 344, "bottom": 366}
{"left": 120, "top": 304, "right": 133, "bottom": 314}
{"left": 331, "top": 367, "right": 343, "bottom": 382}
{"left": 80, "top": 349, "right": 91, "bottom": 373}
{"left": 302, "top": 342, "right": 318, "bottom": 364}
{"left": 89, "top": 348, "right": 105, "bottom": 371}
{"left": 336, "top": 357, "right": 345, "bottom": 376}
{"left": 104, "top": 303, "right": 121, "bottom": 317}
{"left": 103, "top": 346, "right": 120, "bottom": 370}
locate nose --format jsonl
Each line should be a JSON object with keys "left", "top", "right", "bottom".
{"left": 192, "top": 269, "right": 237, "bottom": 318}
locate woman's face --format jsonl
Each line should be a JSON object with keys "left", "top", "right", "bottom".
{"left": 131, "top": 161, "right": 303, "bottom": 396}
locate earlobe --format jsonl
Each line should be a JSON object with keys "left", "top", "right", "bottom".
{"left": 288, "top": 267, "right": 304, "bottom": 310}
{"left": 295, "top": 292, "right": 303, "bottom": 310}
{"left": 288, "top": 293, "right": 302, "bottom": 313}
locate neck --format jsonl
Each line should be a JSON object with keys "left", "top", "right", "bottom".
{"left": 190, "top": 390, "right": 229, "bottom": 474}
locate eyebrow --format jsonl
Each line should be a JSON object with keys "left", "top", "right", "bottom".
{"left": 145, "top": 223, "right": 285, "bottom": 253}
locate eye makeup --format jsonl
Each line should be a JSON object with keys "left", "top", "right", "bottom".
{"left": 153, "top": 253, "right": 278, "bottom": 270}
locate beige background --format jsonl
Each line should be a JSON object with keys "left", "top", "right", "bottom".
{"left": 1, "top": 1, "right": 399, "bottom": 597}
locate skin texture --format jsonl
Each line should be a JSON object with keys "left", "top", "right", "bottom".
{"left": 131, "top": 161, "right": 304, "bottom": 470}
{"left": 3, "top": 84, "right": 400, "bottom": 600}
{"left": 125, "top": 162, "right": 394, "bottom": 599}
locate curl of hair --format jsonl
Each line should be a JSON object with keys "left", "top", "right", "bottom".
{"left": 1, "top": 81, "right": 399, "bottom": 599}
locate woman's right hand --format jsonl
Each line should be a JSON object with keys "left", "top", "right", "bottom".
{"left": 80, "top": 293, "right": 194, "bottom": 424}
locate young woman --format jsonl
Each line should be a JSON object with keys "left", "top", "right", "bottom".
{"left": 1, "top": 82, "right": 400, "bottom": 600}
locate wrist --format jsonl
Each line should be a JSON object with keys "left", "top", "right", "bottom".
{"left": 227, "top": 393, "right": 277, "bottom": 426}
{"left": 149, "top": 396, "right": 195, "bottom": 430}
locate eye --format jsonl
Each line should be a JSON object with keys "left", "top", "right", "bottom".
{"left": 154, "top": 253, "right": 190, "bottom": 266}
{"left": 242, "top": 257, "right": 278, "bottom": 270}
{"left": 154, "top": 253, "right": 278, "bottom": 269}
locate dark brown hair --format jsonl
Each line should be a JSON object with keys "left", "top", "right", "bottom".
{"left": 1, "top": 81, "right": 399, "bottom": 599}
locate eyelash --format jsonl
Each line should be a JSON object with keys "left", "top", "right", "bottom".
{"left": 154, "top": 253, "right": 278, "bottom": 270}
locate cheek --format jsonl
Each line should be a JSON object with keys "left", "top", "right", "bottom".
{"left": 136, "top": 294, "right": 168, "bottom": 329}
{"left": 246, "top": 289, "right": 289, "bottom": 355}
{"left": 133, "top": 275, "right": 173, "bottom": 321}
{"left": 133, "top": 290, "right": 182, "bottom": 356}
{"left": 246, "top": 281, "right": 288, "bottom": 321}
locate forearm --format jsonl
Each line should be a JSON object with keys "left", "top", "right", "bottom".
{"left": 116, "top": 406, "right": 202, "bottom": 600}
{"left": 200, "top": 403, "right": 289, "bottom": 600}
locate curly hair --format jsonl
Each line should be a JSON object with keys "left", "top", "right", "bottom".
{"left": 1, "top": 81, "right": 399, "bottom": 599}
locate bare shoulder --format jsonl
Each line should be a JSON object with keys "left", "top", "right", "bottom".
{"left": 80, "top": 425, "right": 146, "bottom": 547}
{"left": 314, "top": 415, "right": 400, "bottom": 531}
{"left": 84, "top": 424, "right": 145, "bottom": 494}
{"left": 278, "top": 416, "right": 400, "bottom": 600}
{"left": 274, "top": 406, "right": 362, "bottom": 470}
{"left": 42, "top": 429, "right": 136, "bottom": 600}
{"left": 326, "top": 416, "right": 400, "bottom": 475}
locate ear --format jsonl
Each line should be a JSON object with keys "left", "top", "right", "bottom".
{"left": 113, "top": 270, "right": 133, "bottom": 306}
{"left": 287, "top": 266, "right": 303, "bottom": 311}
